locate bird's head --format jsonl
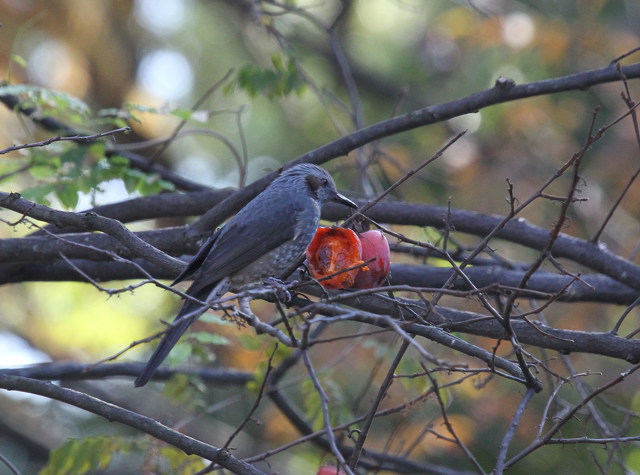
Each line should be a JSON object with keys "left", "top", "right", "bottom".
{"left": 279, "top": 163, "right": 357, "bottom": 209}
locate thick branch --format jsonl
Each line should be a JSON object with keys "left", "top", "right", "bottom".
{"left": 187, "top": 61, "right": 640, "bottom": 238}
{"left": 366, "top": 201, "right": 640, "bottom": 291}
{"left": 2, "top": 256, "right": 637, "bottom": 308}
{"left": 0, "top": 192, "right": 183, "bottom": 273}
{"left": 0, "top": 228, "right": 189, "bottom": 268}
{"left": 36, "top": 189, "right": 233, "bottom": 234}
{"left": 4, "top": 198, "right": 640, "bottom": 298}
{"left": 391, "top": 264, "right": 638, "bottom": 305}
{"left": 337, "top": 292, "right": 640, "bottom": 363}
{"left": 0, "top": 363, "right": 253, "bottom": 384}
{"left": 0, "top": 374, "right": 266, "bottom": 474}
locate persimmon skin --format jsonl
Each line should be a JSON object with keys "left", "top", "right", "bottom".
{"left": 306, "top": 227, "right": 362, "bottom": 289}
{"left": 351, "top": 230, "right": 391, "bottom": 289}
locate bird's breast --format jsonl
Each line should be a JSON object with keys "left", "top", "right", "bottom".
{"left": 228, "top": 202, "right": 320, "bottom": 289}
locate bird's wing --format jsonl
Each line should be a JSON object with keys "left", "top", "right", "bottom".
{"left": 184, "top": 200, "right": 303, "bottom": 296}
{"left": 171, "top": 230, "right": 220, "bottom": 286}
{"left": 135, "top": 194, "right": 315, "bottom": 387}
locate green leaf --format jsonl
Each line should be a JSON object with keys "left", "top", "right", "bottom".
{"left": 136, "top": 174, "right": 176, "bottom": 195}
{"left": 30, "top": 164, "right": 58, "bottom": 180}
{"left": 234, "top": 54, "right": 306, "bottom": 99}
{"left": 40, "top": 435, "right": 132, "bottom": 475}
{"left": 122, "top": 169, "right": 175, "bottom": 195}
{"left": 122, "top": 169, "right": 144, "bottom": 193}
{"left": 59, "top": 147, "right": 87, "bottom": 177}
{"left": 158, "top": 446, "right": 206, "bottom": 473}
{"left": 0, "top": 84, "right": 91, "bottom": 122}
{"left": 271, "top": 52, "right": 284, "bottom": 70}
{"left": 124, "top": 103, "right": 160, "bottom": 114}
{"left": 29, "top": 149, "right": 60, "bottom": 178}
{"left": 626, "top": 448, "right": 640, "bottom": 474}
{"left": 162, "top": 373, "right": 207, "bottom": 408}
{"left": 55, "top": 183, "right": 79, "bottom": 209}
{"left": 190, "top": 331, "right": 231, "bottom": 345}
{"left": 97, "top": 107, "right": 138, "bottom": 127}
{"left": 108, "top": 154, "right": 130, "bottom": 168}
{"left": 222, "top": 81, "right": 236, "bottom": 96}
{"left": 301, "top": 376, "right": 346, "bottom": 431}
{"left": 97, "top": 107, "right": 122, "bottom": 118}
{"left": 171, "top": 108, "right": 194, "bottom": 121}
{"left": 439, "top": 386, "right": 451, "bottom": 407}
{"left": 21, "top": 184, "right": 55, "bottom": 206}
{"left": 167, "top": 341, "right": 193, "bottom": 367}
{"left": 199, "top": 313, "right": 234, "bottom": 326}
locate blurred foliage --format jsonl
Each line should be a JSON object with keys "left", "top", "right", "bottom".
{"left": 21, "top": 146, "right": 175, "bottom": 209}
{"left": 0, "top": 83, "right": 91, "bottom": 124}
{"left": 41, "top": 436, "right": 134, "bottom": 475}
{"left": 0, "top": 84, "right": 176, "bottom": 207}
{"left": 232, "top": 53, "right": 307, "bottom": 98}
{"left": 0, "top": 0, "right": 640, "bottom": 474}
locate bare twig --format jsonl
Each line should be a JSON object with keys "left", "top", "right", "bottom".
{"left": 505, "top": 363, "right": 640, "bottom": 470}
{"left": 301, "top": 349, "right": 352, "bottom": 474}
{"left": 494, "top": 387, "right": 536, "bottom": 474}
{"left": 426, "top": 371, "right": 486, "bottom": 473}
{"left": 0, "top": 126, "right": 130, "bottom": 154}
{"left": 348, "top": 340, "right": 409, "bottom": 470}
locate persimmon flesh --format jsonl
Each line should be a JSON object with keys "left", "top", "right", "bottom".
{"left": 306, "top": 227, "right": 363, "bottom": 289}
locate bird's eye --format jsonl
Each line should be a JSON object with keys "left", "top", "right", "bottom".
{"left": 306, "top": 175, "right": 330, "bottom": 192}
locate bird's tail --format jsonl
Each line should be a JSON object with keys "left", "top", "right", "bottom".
{"left": 134, "top": 297, "right": 206, "bottom": 387}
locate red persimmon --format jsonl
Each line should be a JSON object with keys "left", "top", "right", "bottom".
{"left": 306, "top": 227, "right": 363, "bottom": 289}
{"left": 352, "top": 229, "right": 390, "bottom": 289}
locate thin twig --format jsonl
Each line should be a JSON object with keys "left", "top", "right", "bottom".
{"left": 494, "top": 387, "right": 536, "bottom": 474}
{"left": 506, "top": 363, "right": 640, "bottom": 470}
{"left": 348, "top": 340, "right": 410, "bottom": 470}
{"left": 301, "top": 348, "right": 353, "bottom": 474}
{"left": 426, "top": 370, "right": 486, "bottom": 474}
{"left": 0, "top": 126, "right": 130, "bottom": 154}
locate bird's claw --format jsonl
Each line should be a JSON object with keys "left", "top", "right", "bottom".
{"left": 263, "top": 277, "right": 292, "bottom": 302}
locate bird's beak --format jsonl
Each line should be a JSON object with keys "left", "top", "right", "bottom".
{"left": 333, "top": 192, "right": 358, "bottom": 209}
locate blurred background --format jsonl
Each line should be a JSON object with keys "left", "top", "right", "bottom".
{"left": 1, "top": 1, "right": 640, "bottom": 473}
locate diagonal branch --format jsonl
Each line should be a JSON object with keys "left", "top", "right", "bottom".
{"left": 188, "top": 61, "right": 640, "bottom": 237}
{"left": 0, "top": 192, "right": 183, "bottom": 273}
{"left": 0, "top": 374, "right": 267, "bottom": 475}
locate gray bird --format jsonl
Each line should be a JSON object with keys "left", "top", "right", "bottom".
{"left": 134, "top": 163, "right": 356, "bottom": 387}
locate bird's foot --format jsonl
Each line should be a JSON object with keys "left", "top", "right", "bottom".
{"left": 263, "top": 277, "right": 292, "bottom": 302}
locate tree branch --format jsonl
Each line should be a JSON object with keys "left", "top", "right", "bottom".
{"left": 0, "top": 362, "right": 253, "bottom": 384}
{"left": 0, "top": 192, "right": 183, "bottom": 273}
{"left": 0, "top": 92, "right": 208, "bottom": 192}
{"left": 307, "top": 290, "right": 640, "bottom": 363}
{"left": 0, "top": 374, "right": 266, "bottom": 474}
{"left": 187, "top": 61, "right": 640, "bottom": 238}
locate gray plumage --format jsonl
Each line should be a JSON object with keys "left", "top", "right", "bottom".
{"left": 134, "top": 163, "right": 356, "bottom": 387}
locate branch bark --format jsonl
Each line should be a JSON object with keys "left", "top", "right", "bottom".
{"left": 0, "top": 374, "right": 267, "bottom": 474}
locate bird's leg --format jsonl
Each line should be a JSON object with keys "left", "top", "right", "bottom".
{"left": 262, "top": 276, "right": 292, "bottom": 303}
